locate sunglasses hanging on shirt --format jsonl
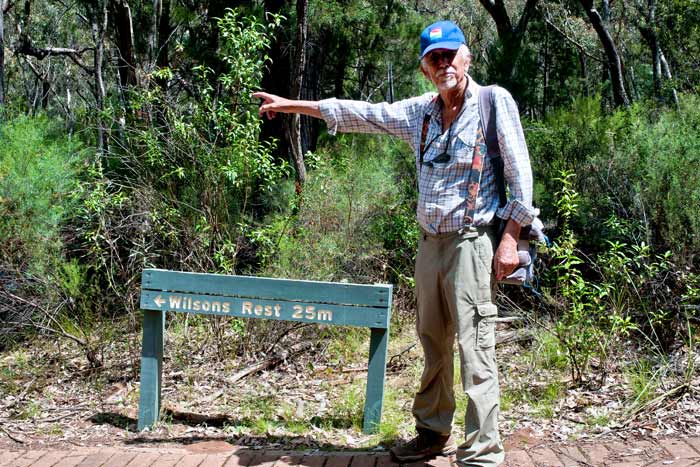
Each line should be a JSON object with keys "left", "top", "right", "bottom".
{"left": 420, "top": 119, "right": 454, "bottom": 169}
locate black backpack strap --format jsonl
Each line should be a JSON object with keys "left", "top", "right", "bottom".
{"left": 478, "top": 85, "right": 507, "bottom": 209}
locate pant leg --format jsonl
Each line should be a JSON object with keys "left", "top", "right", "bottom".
{"left": 412, "top": 232, "right": 457, "bottom": 435}
{"left": 443, "top": 229, "right": 504, "bottom": 466}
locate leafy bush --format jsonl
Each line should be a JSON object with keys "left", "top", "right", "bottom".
{"left": 68, "top": 10, "right": 287, "bottom": 324}
{"left": 253, "top": 133, "right": 420, "bottom": 333}
{"left": 527, "top": 94, "right": 700, "bottom": 258}
{"left": 526, "top": 96, "right": 699, "bottom": 364}
{"left": 0, "top": 115, "right": 86, "bottom": 349}
{"left": 258, "top": 134, "right": 408, "bottom": 282}
{"left": 0, "top": 115, "right": 83, "bottom": 273}
{"left": 631, "top": 95, "right": 700, "bottom": 253}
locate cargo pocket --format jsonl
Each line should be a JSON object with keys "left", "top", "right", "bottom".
{"left": 475, "top": 303, "right": 498, "bottom": 350}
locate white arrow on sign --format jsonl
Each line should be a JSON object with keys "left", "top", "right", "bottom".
{"left": 154, "top": 295, "right": 166, "bottom": 308}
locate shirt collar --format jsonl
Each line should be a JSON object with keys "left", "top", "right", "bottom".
{"left": 428, "top": 74, "right": 479, "bottom": 121}
{"left": 466, "top": 74, "right": 479, "bottom": 99}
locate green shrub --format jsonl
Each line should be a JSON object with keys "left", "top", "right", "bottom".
{"left": 542, "top": 169, "right": 686, "bottom": 384}
{"left": 527, "top": 94, "right": 700, "bottom": 257}
{"left": 632, "top": 95, "right": 700, "bottom": 253}
{"left": 0, "top": 115, "right": 83, "bottom": 274}
{"left": 67, "top": 10, "right": 287, "bottom": 325}
{"left": 258, "top": 134, "right": 411, "bottom": 283}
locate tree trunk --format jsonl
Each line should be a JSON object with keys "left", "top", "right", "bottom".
{"left": 111, "top": 0, "right": 137, "bottom": 89}
{"left": 41, "top": 69, "right": 49, "bottom": 109}
{"left": 579, "top": 50, "right": 589, "bottom": 96}
{"left": 659, "top": 47, "right": 680, "bottom": 109}
{"left": 155, "top": 0, "right": 171, "bottom": 92}
{"left": 629, "top": 66, "right": 639, "bottom": 101}
{"left": 638, "top": 0, "right": 679, "bottom": 109}
{"left": 478, "top": 0, "right": 538, "bottom": 98}
{"left": 639, "top": 26, "right": 661, "bottom": 98}
{"left": 542, "top": 22, "right": 549, "bottom": 118}
{"left": 333, "top": 33, "right": 349, "bottom": 98}
{"left": 580, "top": 0, "right": 630, "bottom": 107}
{"left": 149, "top": 0, "right": 160, "bottom": 67}
{"left": 90, "top": 1, "right": 109, "bottom": 154}
{"left": 300, "top": 27, "right": 325, "bottom": 156}
{"left": 260, "top": 0, "right": 291, "bottom": 161}
{"left": 287, "top": 0, "right": 308, "bottom": 195}
{"left": 387, "top": 62, "right": 394, "bottom": 103}
{"left": 0, "top": 1, "right": 5, "bottom": 107}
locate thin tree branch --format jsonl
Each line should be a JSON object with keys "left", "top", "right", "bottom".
{"left": 54, "top": 0, "right": 89, "bottom": 26}
{"left": 15, "top": 38, "right": 92, "bottom": 60}
{"left": 1, "top": 290, "right": 87, "bottom": 347}
{"left": 0, "top": 424, "right": 25, "bottom": 444}
{"left": 14, "top": 38, "right": 95, "bottom": 72}
{"left": 542, "top": 16, "right": 605, "bottom": 63}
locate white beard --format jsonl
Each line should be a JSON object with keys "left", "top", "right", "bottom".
{"left": 436, "top": 75, "right": 458, "bottom": 91}
{"left": 434, "top": 68, "right": 458, "bottom": 91}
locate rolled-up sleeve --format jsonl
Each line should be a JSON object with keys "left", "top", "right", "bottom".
{"left": 493, "top": 88, "right": 537, "bottom": 226}
{"left": 318, "top": 94, "right": 434, "bottom": 146}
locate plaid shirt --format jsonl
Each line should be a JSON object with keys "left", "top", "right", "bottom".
{"left": 318, "top": 77, "right": 536, "bottom": 234}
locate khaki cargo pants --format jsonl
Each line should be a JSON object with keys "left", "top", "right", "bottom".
{"left": 412, "top": 227, "right": 504, "bottom": 466}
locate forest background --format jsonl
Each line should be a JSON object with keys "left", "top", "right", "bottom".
{"left": 0, "top": 0, "right": 699, "bottom": 448}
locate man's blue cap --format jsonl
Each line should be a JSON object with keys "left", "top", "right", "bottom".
{"left": 420, "top": 20, "right": 466, "bottom": 58}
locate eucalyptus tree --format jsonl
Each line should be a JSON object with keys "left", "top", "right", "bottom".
{"left": 579, "top": 0, "right": 630, "bottom": 107}
{"left": 477, "top": 0, "right": 539, "bottom": 101}
{"left": 0, "top": 0, "right": 7, "bottom": 107}
{"left": 288, "top": 0, "right": 308, "bottom": 193}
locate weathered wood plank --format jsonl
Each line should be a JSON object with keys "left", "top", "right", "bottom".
{"left": 140, "top": 291, "right": 390, "bottom": 329}
{"left": 364, "top": 327, "right": 389, "bottom": 433}
{"left": 142, "top": 269, "right": 392, "bottom": 308}
{"left": 137, "top": 310, "right": 164, "bottom": 430}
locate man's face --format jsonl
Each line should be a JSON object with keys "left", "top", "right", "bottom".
{"left": 421, "top": 47, "right": 470, "bottom": 92}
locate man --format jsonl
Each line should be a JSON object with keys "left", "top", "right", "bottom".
{"left": 254, "top": 20, "right": 535, "bottom": 467}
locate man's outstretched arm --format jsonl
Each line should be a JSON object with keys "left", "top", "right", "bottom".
{"left": 253, "top": 92, "right": 322, "bottom": 120}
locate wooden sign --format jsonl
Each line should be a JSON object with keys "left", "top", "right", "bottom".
{"left": 137, "top": 269, "right": 392, "bottom": 434}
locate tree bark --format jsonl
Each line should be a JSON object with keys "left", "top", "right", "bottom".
{"left": 580, "top": 0, "right": 630, "bottom": 107}
{"left": 659, "top": 47, "right": 679, "bottom": 109}
{"left": 579, "top": 50, "right": 589, "bottom": 96}
{"left": 478, "top": 0, "right": 539, "bottom": 96}
{"left": 260, "top": 0, "right": 291, "bottom": 160}
{"left": 542, "top": 22, "right": 549, "bottom": 118}
{"left": 149, "top": 0, "right": 160, "bottom": 67}
{"left": 89, "top": 1, "right": 109, "bottom": 154}
{"left": 300, "top": 27, "right": 325, "bottom": 156}
{"left": 0, "top": 0, "right": 6, "bottom": 107}
{"left": 333, "top": 33, "right": 349, "bottom": 98}
{"left": 638, "top": 0, "right": 679, "bottom": 109}
{"left": 155, "top": 0, "right": 171, "bottom": 91}
{"left": 111, "top": 0, "right": 137, "bottom": 89}
{"left": 287, "top": 0, "right": 308, "bottom": 195}
{"left": 639, "top": 25, "right": 661, "bottom": 97}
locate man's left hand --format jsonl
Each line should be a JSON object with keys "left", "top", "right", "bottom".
{"left": 494, "top": 220, "right": 521, "bottom": 280}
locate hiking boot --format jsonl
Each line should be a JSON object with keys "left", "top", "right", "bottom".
{"left": 390, "top": 430, "right": 457, "bottom": 462}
